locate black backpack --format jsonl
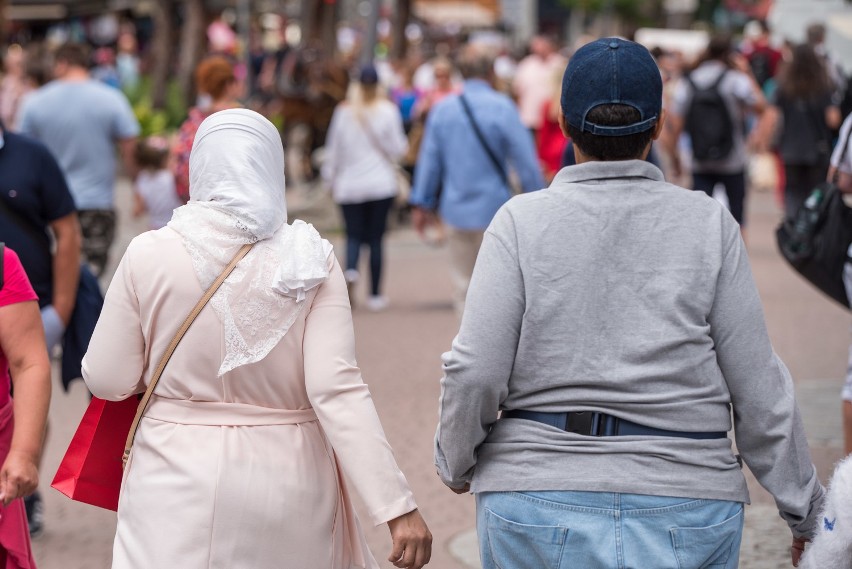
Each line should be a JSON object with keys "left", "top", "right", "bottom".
{"left": 684, "top": 71, "right": 735, "bottom": 161}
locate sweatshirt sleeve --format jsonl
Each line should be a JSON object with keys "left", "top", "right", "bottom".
{"left": 303, "top": 257, "right": 417, "bottom": 525}
{"left": 435, "top": 207, "right": 524, "bottom": 488}
{"left": 709, "top": 224, "right": 824, "bottom": 539}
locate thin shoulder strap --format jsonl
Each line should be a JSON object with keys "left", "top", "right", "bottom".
{"left": 0, "top": 242, "right": 4, "bottom": 291}
{"left": 458, "top": 94, "right": 510, "bottom": 187}
{"left": 355, "top": 111, "right": 396, "bottom": 167}
{"left": 122, "top": 242, "right": 254, "bottom": 467}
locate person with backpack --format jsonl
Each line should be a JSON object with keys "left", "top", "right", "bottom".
{"left": 666, "top": 35, "right": 766, "bottom": 227}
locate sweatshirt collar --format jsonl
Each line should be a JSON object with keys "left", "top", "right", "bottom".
{"left": 551, "top": 159, "right": 666, "bottom": 186}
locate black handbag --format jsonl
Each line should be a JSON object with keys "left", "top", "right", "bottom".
{"left": 776, "top": 130, "right": 852, "bottom": 310}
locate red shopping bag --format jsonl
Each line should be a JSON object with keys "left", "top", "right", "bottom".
{"left": 51, "top": 397, "right": 138, "bottom": 511}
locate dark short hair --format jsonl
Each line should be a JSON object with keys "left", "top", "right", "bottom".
{"left": 54, "top": 43, "right": 90, "bottom": 69}
{"left": 567, "top": 104, "right": 655, "bottom": 161}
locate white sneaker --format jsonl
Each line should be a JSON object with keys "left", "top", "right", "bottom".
{"left": 343, "top": 269, "right": 360, "bottom": 283}
{"left": 365, "top": 295, "right": 389, "bottom": 312}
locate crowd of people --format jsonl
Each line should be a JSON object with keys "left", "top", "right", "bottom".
{"left": 0, "top": 14, "right": 850, "bottom": 569}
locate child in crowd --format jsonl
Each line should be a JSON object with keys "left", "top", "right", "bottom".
{"left": 133, "top": 136, "right": 181, "bottom": 230}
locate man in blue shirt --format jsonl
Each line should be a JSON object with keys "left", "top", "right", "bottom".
{"left": 409, "top": 46, "right": 544, "bottom": 314}
{"left": 19, "top": 43, "right": 140, "bottom": 276}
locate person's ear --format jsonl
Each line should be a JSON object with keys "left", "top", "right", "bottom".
{"left": 558, "top": 108, "right": 570, "bottom": 138}
{"left": 652, "top": 109, "right": 667, "bottom": 141}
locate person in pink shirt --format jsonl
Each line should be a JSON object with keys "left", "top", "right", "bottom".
{"left": 513, "top": 36, "right": 566, "bottom": 136}
{"left": 0, "top": 246, "right": 51, "bottom": 567}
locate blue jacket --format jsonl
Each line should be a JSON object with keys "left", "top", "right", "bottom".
{"left": 409, "top": 80, "right": 544, "bottom": 230}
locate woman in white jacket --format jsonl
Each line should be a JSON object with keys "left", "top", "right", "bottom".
{"left": 323, "top": 65, "right": 408, "bottom": 311}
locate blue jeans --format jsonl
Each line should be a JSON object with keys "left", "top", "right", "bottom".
{"left": 476, "top": 491, "right": 744, "bottom": 569}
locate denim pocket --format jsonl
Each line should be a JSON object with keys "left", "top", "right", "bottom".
{"left": 670, "top": 508, "right": 743, "bottom": 569}
{"left": 485, "top": 507, "right": 569, "bottom": 569}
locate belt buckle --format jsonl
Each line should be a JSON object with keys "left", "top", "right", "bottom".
{"left": 565, "top": 412, "right": 602, "bottom": 436}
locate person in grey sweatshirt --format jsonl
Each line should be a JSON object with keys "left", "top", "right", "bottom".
{"left": 435, "top": 37, "right": 824, "bottom": 569}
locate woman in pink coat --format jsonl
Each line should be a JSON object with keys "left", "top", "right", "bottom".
{"left": 82, "top": 109, "right": 431, "bottom": 569}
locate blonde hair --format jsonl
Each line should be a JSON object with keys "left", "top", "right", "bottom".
{"left": 347, "top": 82, "right": 384, "bottom": 118}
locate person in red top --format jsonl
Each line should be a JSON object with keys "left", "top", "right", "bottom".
{"left": 537, "top": 68, "right": 569, "bottom": 182}
{"left": 173, "top": 57, "right": 242, "bottom": 203}
{"left": 0, "top": 246, "right": 50, "bottom": 567}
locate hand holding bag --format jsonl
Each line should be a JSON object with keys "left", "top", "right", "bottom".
{"left": 51, "top": 243, "right": 254, "bottom": 511}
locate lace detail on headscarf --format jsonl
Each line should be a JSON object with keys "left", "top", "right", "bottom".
{"left": 170, "top": 205, "right": 332, "bottom": 375}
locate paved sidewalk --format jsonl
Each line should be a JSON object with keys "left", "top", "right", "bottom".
{"left": 29, "top": 182, "right": 848, "bottom": 568}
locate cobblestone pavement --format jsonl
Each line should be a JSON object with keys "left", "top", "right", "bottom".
{"left": 30, "top": 182, "right": 848, "bottom": 568}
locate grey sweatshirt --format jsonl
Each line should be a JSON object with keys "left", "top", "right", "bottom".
{"left": 435, "top": 160, "right": 824, "bottom": 538}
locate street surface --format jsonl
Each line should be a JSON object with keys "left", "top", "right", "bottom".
{"left": 31, "top": 181, "right": 848, "bottom": 568}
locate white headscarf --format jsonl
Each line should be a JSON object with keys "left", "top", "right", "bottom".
{"left": 168, "top": 109, "right": 333, "bottom": 375}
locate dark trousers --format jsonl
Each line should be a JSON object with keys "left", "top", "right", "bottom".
{"left": 340, "top": 197, "right": 394, "bottom": 297}
{"left": 693, "top": 172, "right": 746, "bottom": 225}
{"left": 783, "top": 162, "right": 829, "bottom": 221}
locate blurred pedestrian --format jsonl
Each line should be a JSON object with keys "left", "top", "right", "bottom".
{"left": 390, "top": 62, "right": 422, "bottom": 132}
{"left": 757, "top": 44, "right": 841, "bottom": 219}
{"left": 0, "top": 45, "right": 31, "bottom": 129}
{"left": 741, "top": 20, "right": 782, "bottom": 94}
{"left": 0, "top": 246, "right": 51, "bottom": 567}
{"left": 132, "top": 136, "right": 181, "bottom": 230}
{"left": 666, "top": 35, "right": 766, "bottom": 227}
{"left": 409, "top": 46, "right": 544, "bottom": 315}
{"left": 18, "top": 43, "right": 140, "bottom": 276}
{"left": 0, "top": 119, "right": 82, "bottom": 536}
{"left": 91, "top": 47, "right": 121, "bottom": 90}
{"left": 806, "top": 23, "right": 845, "bottom": 95}
{"left": 436, "top": 38, "right": 825, "bottom": 569}
{"left": 513, "top": 35, "right": 566, "bottom": 137}
{"left": 827, "top": 112, "right": 852, "bottom": 457}
{"left": 414, "top": 58, "right": 457, "bottom": 118}
{"left": 537, "top": 68, "right": 569, "bottom": 181}
{"left": 173, "top": 56, "right": 242, "bottom": 203}
{"left": 322, "top": 65, "right": 408, "bottom": 311}
{"left": 83, "top": 109, "right": 431, "bottom": 569}
{"left": 116, "top": 32, "right": 140, "bottom": 92}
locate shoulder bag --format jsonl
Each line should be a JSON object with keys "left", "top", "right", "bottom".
{"left": 458, "top": 94, "right": 521, "bottom": 194}
{"left": 776, "top": 128, "right": 852, "bottom": 310}
{"left": 51, "top": 242, "right": 254, "bottom": 511}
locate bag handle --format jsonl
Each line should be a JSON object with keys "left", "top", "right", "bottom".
{"left": 121, "top": 242, "right": 254, "bottom": 467}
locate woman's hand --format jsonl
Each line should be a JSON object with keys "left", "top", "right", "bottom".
{"left": 387, "top": 509, "right": 432, "bottom": 569}
{"left": 0, "top": 450, "right": 39, "bottom": 506}
{"left": 791, "top": 536, "right": 809, "bottom": 567}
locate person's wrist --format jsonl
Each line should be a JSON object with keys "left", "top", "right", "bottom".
{"left": 6, "top": 448, "right": 39, "bottom": 464}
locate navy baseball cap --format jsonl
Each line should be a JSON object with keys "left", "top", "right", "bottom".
{"left": 359, "top": 65, "right": 379, "bottom": 85}
{"left": 561, "top": 38, "right": 662, "bottom": 137}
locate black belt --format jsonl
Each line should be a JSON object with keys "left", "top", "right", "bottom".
{"left": 502, "top": 410, "right": 727, "bottom": 440}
